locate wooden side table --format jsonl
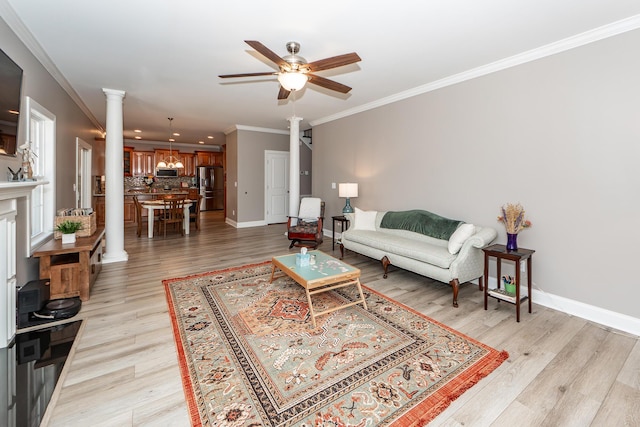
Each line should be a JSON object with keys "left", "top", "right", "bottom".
{"left": 332, "top": 215, "right": 350, "bottom": 251}
{"left": 483, "top": 244, "right": 535, "bottom": 322}
{"left": 32, "top": 227, "right": 105, "bottom": 301}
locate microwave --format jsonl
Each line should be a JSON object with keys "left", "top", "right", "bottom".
{"left": 156, "top": 168, "right": 179, "bottom": 177}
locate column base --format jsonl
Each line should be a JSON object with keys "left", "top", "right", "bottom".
{"left": 102, "top": 250, "right": 129, "bottom": 264}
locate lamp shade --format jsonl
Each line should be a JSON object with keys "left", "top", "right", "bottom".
{"left": 339, "top": 183, "right": 358, "bottom": 198}
{"left": 278, "top": 72, "right": 308, "bottom": 91}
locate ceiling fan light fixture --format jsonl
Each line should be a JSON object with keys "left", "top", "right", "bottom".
{"left": 278, "top": 72, "right": 308, "bottom": 91}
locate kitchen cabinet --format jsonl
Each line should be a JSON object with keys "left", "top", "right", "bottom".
{"left": 123, "top": 146, "right": 134, "bottom": 176}
{"left": 196, "top": 151, "right": 223, "bottom": 166}
{"left": 180, "top": 152, "right": 196, "bottom": 176}
{"left": 94, "top": 196, "right": 105, "bottom": 226}
{"left": 132, "top": 151, "right": 155, "bottom": 176}
{"left": 124, "top": 198, "right": 136, "bottom": 223}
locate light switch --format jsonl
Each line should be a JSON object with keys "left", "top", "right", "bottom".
{"left": 332, "top": 182, "right": 336, "bottom": 189}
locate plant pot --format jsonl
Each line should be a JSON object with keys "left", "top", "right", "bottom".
{"left": 61, "top": 233, "right": 76, "bottom": 244}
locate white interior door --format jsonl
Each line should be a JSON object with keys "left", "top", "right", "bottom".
{"left": 265, "top": 150, "right": 289, "bottom": 224}
{"left": 76, "top": 137, "right": 92, "bottom": 209}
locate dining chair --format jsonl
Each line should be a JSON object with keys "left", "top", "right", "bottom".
{"left": 189, "top": 194, "right": 204, "bottom": 231}
{"left": 160, "top": 197, "right": 186, "bottom": 237}
{"left": 132, "top": 196, "right": 148, "bottom": 237}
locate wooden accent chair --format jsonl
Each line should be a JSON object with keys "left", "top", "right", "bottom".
{"left": 189, "top": 194, "right": 204, "bottom": 231}
{"left": 287, "top": 197, "right": 325, "bottom": 249}
{"left": 159, "top": 197, "right": 186, "bottom": 237}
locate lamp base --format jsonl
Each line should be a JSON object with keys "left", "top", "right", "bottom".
{"left": 342, "top": 198, "right": 354, "bottom": 214}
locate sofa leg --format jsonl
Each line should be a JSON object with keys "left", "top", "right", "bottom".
{"left": 450, "top": 279, "right": 460, "bottom": 308}
{"left": 478, "top": 276, "right": 484, "bottom": 291}
{"left": 381, "top": 256, "right": 391, "bottom": 279}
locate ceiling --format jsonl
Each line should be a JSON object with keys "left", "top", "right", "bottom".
{"left": 3, "top": 1, "right": 640, "bottom": 147}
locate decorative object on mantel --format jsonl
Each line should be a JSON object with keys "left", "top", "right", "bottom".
{"left": 17, "top": 141, "right": 36, "bottom": 180}
{"left": 7, "top": 166, "right": 22, "bottom": 181}
{"left": 497, "top": 202, "right": 531, "bottom": 251}
{"left": 55, "top": 220, "right": 83, "bottom": 244}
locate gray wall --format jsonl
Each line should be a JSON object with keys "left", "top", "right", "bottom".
{"left": 225, "top": 130, "right": 238, "bottom": 222}
{"left": 313, "top": 29, "right": 640, "bottom": 319}
{"left": 1, "top": 17, "right": 101, "bottom": 283}
{"left": 236, "top": 129, "right": 289, "bottom": 223}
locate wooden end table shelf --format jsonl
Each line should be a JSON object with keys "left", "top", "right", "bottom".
{"left": 332, "top": 215, "right": 350, "bottom": 250}
{"left": 32, "top": 227, "right": 105, "bottom": 301}
{"left": 483, "top": 244, "right": 535, "bottom": 322}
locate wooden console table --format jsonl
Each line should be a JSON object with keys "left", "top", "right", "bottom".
{"left": 33, "top": 227, "right": 105, "bottom": 301}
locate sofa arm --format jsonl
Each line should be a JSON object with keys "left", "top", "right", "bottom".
{"left": 465, "top": 227, "right": 497, "bottom": 249}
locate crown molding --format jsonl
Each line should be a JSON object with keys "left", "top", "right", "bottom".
{"left": 311, "top": 14, "right": 640, "bottom": 127}
{"left": 225, "top": 124, "right": 289, "bottom": 135}
{"left": 0, "top": 0, "right": 105, "bottom": 133}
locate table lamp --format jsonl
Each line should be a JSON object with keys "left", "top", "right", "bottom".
{"left": 339, "top": 183, "right": 358, "bottom": 214}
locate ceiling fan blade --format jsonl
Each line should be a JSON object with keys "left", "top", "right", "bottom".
{"left": 305, "top": 52, "right": 361, "bottom": 72}
{"left": 277, "top": 86, "right": 291, "bottom": 100}
{"left": 245, "top": 40, "right": 289, "bottom": 69}
{"left": 307, "top": 74, "right": 352, "bottom": 94}
{"left": 218, "top": 71, "right": 277, "bottom": 78}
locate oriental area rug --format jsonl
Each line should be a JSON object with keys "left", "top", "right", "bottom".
{"left": 163, "top": 261, "right": 508, "bottom": 427}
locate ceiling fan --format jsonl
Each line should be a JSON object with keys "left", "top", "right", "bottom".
{"left": 219, "top": 40, "right": 361, "bottom": 100}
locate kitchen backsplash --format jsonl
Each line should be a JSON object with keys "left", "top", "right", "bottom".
{"left": 124, "top": 176, "right": 194, "bottom": 190}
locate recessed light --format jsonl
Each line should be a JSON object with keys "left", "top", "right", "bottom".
{"left": 173, "top": 132, "right": 180, "bottom": 136}
{"left": 134, "top": 136, "right": 141, "bottom": 140}
{"left": 169, "top": 138, "right": 175, "bottom": 142}
{"left": 198, "top": 141, "right": 204, "bottom": 144}
{"left": 134, "top": 129, "right": 142, "bottom": 133}
{"left": 8, "top": 109, "right": 19, "bottom": 115}
{"left": 207, "top": 136, "right": 214, "bottom": 139}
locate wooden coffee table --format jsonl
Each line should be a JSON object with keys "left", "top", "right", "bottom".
{"left": 270, "top": 250, "right": 368, "bottom": 327}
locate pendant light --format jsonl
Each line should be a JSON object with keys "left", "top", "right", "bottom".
{"left": 156, "top": 117, "right": 184, "bottom": 169}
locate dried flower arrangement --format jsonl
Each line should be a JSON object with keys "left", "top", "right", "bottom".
{"left": 497, "top": 203, "right": 531, "bottom": 234}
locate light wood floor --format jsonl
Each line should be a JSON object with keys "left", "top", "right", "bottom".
{"left": 42, "top": 211, "right": 640, "bottom": 426}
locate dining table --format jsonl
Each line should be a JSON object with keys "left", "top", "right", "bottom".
{"left": 141, "top": 199, "right": 193, "bottom": 238}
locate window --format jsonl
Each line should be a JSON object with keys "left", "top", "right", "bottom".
{"left": 26, "top": 97, "right": 55, "bottom": 252}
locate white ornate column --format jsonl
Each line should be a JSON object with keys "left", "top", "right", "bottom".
{"left": 101, "top": 88, "right": 128, "bottom": 264}
{"left": 288, "top": 116, "right": 302, "bottom": 217}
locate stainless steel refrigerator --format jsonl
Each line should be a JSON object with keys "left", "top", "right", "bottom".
{"left": 197, "top": 166, "right": 224, "bottom": 211}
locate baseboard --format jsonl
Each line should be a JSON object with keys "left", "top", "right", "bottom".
{"left": 226, "top": 218, "right": 266, "bottom": 229}
{"left": 484, "top": 276, "right": 640, "bottom": 337}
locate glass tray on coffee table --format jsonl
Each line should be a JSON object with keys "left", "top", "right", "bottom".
{"left": 270, "top": 250, "right": 368, "bottom": 327}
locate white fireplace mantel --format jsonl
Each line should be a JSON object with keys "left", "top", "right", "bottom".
{"left": 0, "top": 180, "right": 47, "bottom": 348}
{"left": 0, "top": 180, "right": 47, "bottom": 200}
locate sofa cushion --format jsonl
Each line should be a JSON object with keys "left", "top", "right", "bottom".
{"left": 448, "top": 224, "right": 476, "bottom": 254}
{"left": 353, "top": 207, "right": 377, "bottom": 231}
{"left": 380, "top": 210, "right": 463, "bottom": 240}
{"left": 344, "top": 230, "right": 457, "bottom": 269}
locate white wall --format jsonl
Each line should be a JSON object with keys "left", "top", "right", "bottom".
{"left": 313, "top": 29, "right": 640, "bottom": 320}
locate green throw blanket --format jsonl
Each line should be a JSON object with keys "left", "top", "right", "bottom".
{"left": 380, "top": 210, "right": 463, "bottom": 240}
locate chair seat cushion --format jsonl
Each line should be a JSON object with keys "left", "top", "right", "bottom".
{"left": 288, "top": 221, "right": 318, "bottom": 235}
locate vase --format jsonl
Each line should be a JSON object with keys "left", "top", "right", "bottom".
{"left": 506, "top": 233, "right": 518, "bottom": 251}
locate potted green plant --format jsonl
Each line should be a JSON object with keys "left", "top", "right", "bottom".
{"left": 56, "top": 220, "right": 83, "bottom": 244}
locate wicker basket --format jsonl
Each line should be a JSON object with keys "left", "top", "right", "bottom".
{"left": 55, "top": 213, "right": 97, "bottom": 239}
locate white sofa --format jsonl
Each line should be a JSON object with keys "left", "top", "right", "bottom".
{"left": 339, "top": 209, "right": 497, "bottom": 307}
